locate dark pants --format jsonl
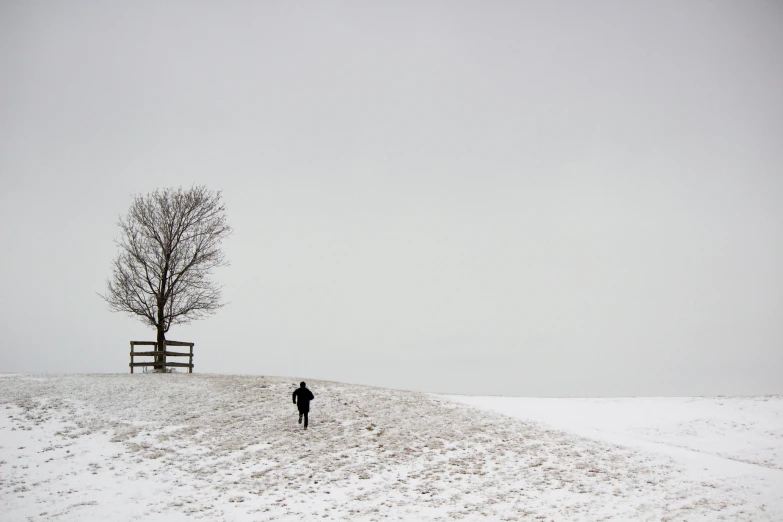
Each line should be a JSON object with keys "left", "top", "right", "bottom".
{"left": 298, "top": 410, "right": 309, "bottom": 428}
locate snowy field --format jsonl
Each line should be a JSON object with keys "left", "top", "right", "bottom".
{"left": 1, "top": 374, "right": 781, "bottom": 521}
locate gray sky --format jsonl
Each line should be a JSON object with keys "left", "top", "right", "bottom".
{"left": 1, "top": 1, "right": 781, "bottom": 396}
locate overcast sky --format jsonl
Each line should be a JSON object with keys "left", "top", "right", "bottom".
{"left": 1, "top": 1, "right": 781, "bottom": 396}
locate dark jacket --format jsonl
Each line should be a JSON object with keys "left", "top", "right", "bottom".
{"left": 293, "top": 386, "right": 314, "bottom": 412}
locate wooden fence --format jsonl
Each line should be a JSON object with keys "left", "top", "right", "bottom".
{"left": 129, "top": 340, "right": 194, "bottom": 373}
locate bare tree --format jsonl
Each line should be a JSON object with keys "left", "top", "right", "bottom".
{"left": 102, "top": 186, "right": 231, "bottom": 371}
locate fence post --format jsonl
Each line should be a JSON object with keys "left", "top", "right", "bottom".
{"left": 130, "top": 341, "right": 134, "bottom": 374}
{"left": 189, "top": 343, "right": 194, "bottom": 373}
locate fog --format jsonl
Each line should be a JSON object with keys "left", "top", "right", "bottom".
{"left": 1, "top": 1, "right": 781, "bottom": 396}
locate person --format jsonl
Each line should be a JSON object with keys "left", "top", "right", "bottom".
{"left": 292, "top": 381, "right": 314, "bottom": 429}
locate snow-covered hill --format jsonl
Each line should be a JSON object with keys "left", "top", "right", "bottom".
{"left": 1, "top": 374, "right": 781, "bottom": 520}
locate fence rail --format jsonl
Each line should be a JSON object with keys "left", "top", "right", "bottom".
{"left": 130, "top": 341, "right": 194, "bottom": 373}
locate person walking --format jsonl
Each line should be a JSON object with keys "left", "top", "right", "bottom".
{"left": 292, "top": 381, "right": 314, "bottom": 429}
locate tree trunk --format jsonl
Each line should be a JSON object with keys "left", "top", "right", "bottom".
{"left": 155, "top": 327, "right": 166, "bottom": 372}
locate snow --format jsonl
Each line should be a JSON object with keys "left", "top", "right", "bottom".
{"left": 450, "top": 395, "right": 783, "bottom": 518}
{"left": 450, "top": 395, "right": 783, "bottom": 470}
{"left": 1, "top": 374, "right": 781, "bottom": 520}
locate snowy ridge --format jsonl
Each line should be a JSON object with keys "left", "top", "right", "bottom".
{"left": 451, "top": 395, "right": 783, "bottom": 471}
{"left": 1, "top": 374, "right": 780, "bottom": 520}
